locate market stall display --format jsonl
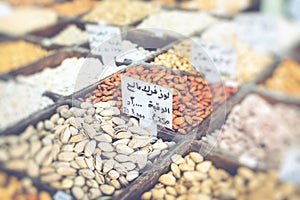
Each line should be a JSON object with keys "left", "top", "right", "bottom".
{"left": 48, "top": 0, "right": 96, "bottom": 18}
{"left": 0, "top": 7, "right": 57, "bottom": 35}
{"left": 0, "top": 40, "right": 51, "bottom": 74}
{"left": 263, "top": 59, "right": 300, "bottom": 98}
{"left": 82, "top": 0, "right": 160, "bottom": 26}
{"left": 0, "top": 0, "right": 299, "bottom": 199}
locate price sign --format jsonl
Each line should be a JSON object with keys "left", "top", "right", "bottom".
{"left": 121, "top": 76, "right": 173, "bottom": 129}
{"left": 191, "top": 38, "right": 225, "bottom": 84}
{"left": 86, "top": 24, "right": 122, "bottom": 65}
{"left": 196, "top": 39, "right": 236, "bottom": 77}
{"left": 236, "top": 14, "right": 278, "bottom": 54}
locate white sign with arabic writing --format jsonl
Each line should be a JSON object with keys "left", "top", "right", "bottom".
{"left": 121, "top": 76, "right": 173, "bottom": 129}
{"left": 86, "top": 24, "right": 122, "bottom": 65}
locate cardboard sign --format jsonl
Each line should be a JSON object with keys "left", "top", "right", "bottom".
{"left": 121, "top": 76, "right": 173, "bottom": 129}
{"left": 86, "top": 24, "right": 122, "bottom": 65}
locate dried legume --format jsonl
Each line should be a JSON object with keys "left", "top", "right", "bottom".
{"left": 0, "top": 40, "right": 50, "bottom": 74}
{"left": 49, "top": 0, "right": 95, "bottom": 17}
{"left": 264, "top": 59, "right": 300, "bottom": 98}
{"left": 0, "top": 172, "right": 52, "bottom": 200}
{"left": 142, "top": 152, "right": 299, "bottom": 200}
{"left": 82, "top": 0, "right": 160, "bottom": 26}
{"left": 0, "top": 102, "right": 175, "bottom": 199}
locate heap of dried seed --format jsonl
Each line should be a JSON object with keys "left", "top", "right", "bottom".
{"left": 0, "top": 172, "right": 52, "bottom": 200}
{"left": 0, "top": 101, "right": 175, "bottom": 199}
{"left": 141, "top": 152, "right": 299, "bottom": 200}
{"left": 84, "top": 65, "right": 236, "bottom": 134}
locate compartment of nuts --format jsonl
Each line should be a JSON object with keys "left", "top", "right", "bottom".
{"left": 28, "top": 20, "right": 89, "bottom": 47}
{"left": 0, "top": 39, "right": 55, "bottom": 75}
{"left": 259, "top": 59, "right": 300, "bottom": 99}
{"left": 0, "top": 99, "right": 180, "bottom": 200}
{"left": 0, "top": 171, "right": 52, "bottom": 200}
{"left": 14, "top": 50, "right": 106, "bottom": 97}
{"left": 81, "top": 0, "right": 161, "bottom": 26}
{"left": 77, "top": 64, "right": 237, "bottom": 135}
{"left": 140, "top": 149, "right": 300, "bottom": 200}
{"left": 200, "top": 89, "right": 300, "bottom": 170}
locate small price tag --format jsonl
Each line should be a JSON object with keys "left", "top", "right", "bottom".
{"left": 53, "top": 191, "right": 73, "bottom": 200}
{"left": 191, "top": 38, "right": 223, "bottom": 84}
{"left": 279, "top": 148, "right": 300, "bottom": 184}
{"left": 236, "top": 14, "right": 278, "bottom": 54}
{"left": 86, "top": 24, "right": 122, "bottom": 65}
{"left": 121, "top": 76, "right": 173, "bottom": 129}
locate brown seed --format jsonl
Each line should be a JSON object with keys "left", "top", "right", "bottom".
{"left": 174, "top": 117, "right": 185, "bottom": 125}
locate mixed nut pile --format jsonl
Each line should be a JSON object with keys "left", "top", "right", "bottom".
{"left": 142, "top": 152, "right": 299, "bottom": 200}
{"left": 0, "top": 172, "right": 52, "bottom": 200}
{"left": 203, "top": 94, "right": 300, "bottom": 169}
{"left": 0, "top": 101, "right": 175, "bottom": 199}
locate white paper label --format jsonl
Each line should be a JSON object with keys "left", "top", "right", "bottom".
{"left": 279, "top": 148, "right": 300, "bottom": 183}
{"left": 121, "top": 76, "right": 173, "bottom": 129}
{"left": 191, "top": 39, "right": 223, "bottom": 84}
{"left": 236, "top": 14, "right": 278, "bottom": 54}
{"left": 140, "top": 119, "right": 158, "bottom": 137}
{"left": 86, "top": 24, "right": 122, "bottom": 65}
{"left": 54, "top": 191, "right": 72, "bottom": 200}
{"left": 197, "top": 40, "right": 236, "bottom": 77}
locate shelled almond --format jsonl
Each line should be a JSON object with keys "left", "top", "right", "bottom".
{"left": 84, "top": 65, "right": 237, "bottom": 134}
{"left": 141, "top": 152, "right": 299, "bottom": 200}
{"left": 0, "top": 101, "right": 174, "bottom": 199}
